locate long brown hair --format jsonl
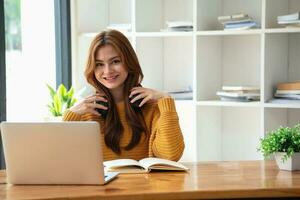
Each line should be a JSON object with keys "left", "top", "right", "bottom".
{"left": 85, "top": 29, "right": 147, "bottom": 154}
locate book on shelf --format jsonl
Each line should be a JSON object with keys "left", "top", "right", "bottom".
{"left": 166, "top": 21, "right": 193, "bottom": 28}
{"left": 277, "top": 81, "right": 300, "bottom": 90}
{"left": 219, "top": 18, "right": 253, "bottom": 25}
{"left": 231, "top": 13, "right": 248, "bottom": 19}
{"left": 167, "top": 27, "right": 193, "bottom": 32}
{"left": 274, "top": 82, "right": 300, "bottom": 100}
{"left": 219, "top": 96, "right": 260, "bottom": 102}
{"left": 274, "top": 93, "right": 300, "bottom": 100}
{"left": 165, "top": 21, "right": 193, "bottom": 32}
{"left": 217, "top": 13, "right": 258, "bottom": 30}
{"left": 168, "top": 92, "right": 193, "bottom": 100}
{"left": 217, "top": 13, "right": 248, "bottom": 22}
{"left": 276, "top": 90, "right": 300, "bottom": 95}
{"left": 217, "top": 86, "right": 260, "bottom": 102}
{"left": 277, "top": 12, "right": 300, "bottom": 22}
{"left": 165, "top": 86, "right": 193, "bottom": 100}
{"left": 167, "top": 87, "right": 193, "bottom": 100}
{"left": 103, "top": 157, "right": 189, "bottom": 174}
{"left": 278, "top": 19, "right": 300, "bottom": 25}
{"left": 221, "top": 90, "right": 260, "bottom": 94}
{"left": 224, "top": 21, "right": 258, "bottom": 30}
{"left": 216, "top": 91, "right": 260, "bottom": 98}
{"left": 217, "top": 93, "right": 260, "bottom": 102}
{"left": 218, "top": 14, "right": 253, "bottom": 25}
{"left": 277, "top": 12, "right": 300, "bottom": 27}
{"left": 222, "top": 86, "right": 260, "bottom": 91}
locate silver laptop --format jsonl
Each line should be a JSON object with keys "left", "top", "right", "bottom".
{"left": 0, "top": 121, "right": 118, "bottom": 185}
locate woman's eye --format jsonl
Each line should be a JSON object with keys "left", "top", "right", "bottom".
{"left": 112, "top": 60, "right": 121, "bottom": 64}
{"left": 96, "top": 63, "right": 104, "bottom": 67}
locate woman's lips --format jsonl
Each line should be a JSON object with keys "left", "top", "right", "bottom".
{"left": 103, "top": 75, "right": 119, "bottom": 82}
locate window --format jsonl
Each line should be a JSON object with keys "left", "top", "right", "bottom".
{"left": 5, "top": 0, "right": 56, "bottom": 121}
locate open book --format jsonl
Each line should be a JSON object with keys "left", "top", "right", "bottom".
{"left": 103, "top": 157, "right": 189, "bottom": 174}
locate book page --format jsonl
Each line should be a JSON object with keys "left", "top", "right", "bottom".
{"left": 104, "top": 159, "right": 149, "bottom": 173}
{"left": 104, "top": 159, "right": 143, "bottom": 169}
{"left": 139, "top": 157, "right": 189, "bottom": 171}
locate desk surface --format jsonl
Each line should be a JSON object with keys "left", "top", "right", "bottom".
{"left": 1, "top": 160, "right": 300, "bottom": 200}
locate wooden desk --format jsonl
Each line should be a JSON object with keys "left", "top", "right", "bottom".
{"left": 1, "top": 160, "right": 300, "bottom": 200}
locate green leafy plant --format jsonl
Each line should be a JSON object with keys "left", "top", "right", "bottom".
{"left": 258, "top": 124, "right": 300, "bottom": 161}
{"left": 47, "top": 84, "right": 77, "bottom": 117}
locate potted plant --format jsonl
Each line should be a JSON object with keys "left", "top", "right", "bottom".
{"left": 258, "top": 124, "right": 300, "bottom": 171}
{"left": 46, "top": 84, "right": 77, "bottom": 121}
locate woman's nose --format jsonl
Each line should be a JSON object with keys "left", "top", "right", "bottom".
{"left": 103, "top": 64, "right": 113, "bottom": 73}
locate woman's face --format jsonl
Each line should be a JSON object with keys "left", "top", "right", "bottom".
{"left": 94, "top": 44, "right": 128, "bottom": 92}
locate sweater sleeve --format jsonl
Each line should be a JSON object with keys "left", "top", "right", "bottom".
{"left": 63, "top": 110, "right": 101, "bottom": 121}
{"left": 149, "top": 97, "right": 185, "bottom": 161}
{"left": 63, "top": 110, "right": 81, "bottom": 121}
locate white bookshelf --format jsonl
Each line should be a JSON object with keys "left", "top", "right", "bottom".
{"left": 71, "top": 0, "right": 300, "bottom": 162}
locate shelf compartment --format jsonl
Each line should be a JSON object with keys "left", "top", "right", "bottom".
{"left": 197, "top": 35, "right": 261, "bottom": 101}
{"left": 135, "top": 0, "right": 193, "bottom": 32}
{"left": 197, "top": 0, "right": 261, "bottom": 31}
{"left": 264, "top": 33, "right": 300, "bottom": 102}
{"left": 197, "top": 106, "right": 262, "bottom": 161}
{"left": 136, "top": 36, "right": 194, "bottom": 97}
{"left": 75, "top": 0, "right": 132, "bottom": 33}
{"left": 265, "top": 0, "right": 300, "bottom": 29}
{"left": 264, "top": 107, "right": 300, "bottom": 137}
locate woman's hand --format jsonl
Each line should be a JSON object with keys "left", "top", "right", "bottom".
{"left": 129, "top": 86, "right": 170, "bottom": 107}
{"left": 69, "top": 94, "right": 108, "bottom": 116}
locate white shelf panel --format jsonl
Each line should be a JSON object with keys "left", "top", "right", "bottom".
{"left": 196, "top": 100, "right": 261, "bottom": 107}
{"left": 264, "top": 102, "right": 300, "bottom": 109}
{"left": 136, "top": 31, "right": 194, "bottom": 37}
{"left": 79, "top": 32, "right": 133, "bottom": 38}
{"left": 196, "top": 29, "right": 262, "bottom": 36}
{"left": 265, "top": 28, "right": 300, "bottom": 34}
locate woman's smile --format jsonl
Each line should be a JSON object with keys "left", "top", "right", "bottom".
{"left": 103, "top": 74, "right": 119, "bottom": 82}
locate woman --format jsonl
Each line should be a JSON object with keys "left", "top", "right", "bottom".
{"left": 63, "top": 29, "right": 184, "bottom": 161}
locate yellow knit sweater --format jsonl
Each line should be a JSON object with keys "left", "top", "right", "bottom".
{"left": 63, "top": 97, "right": 184, "bottom": 161}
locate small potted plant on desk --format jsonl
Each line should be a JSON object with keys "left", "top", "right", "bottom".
{"left": 45, "top": 84, "right": 77, "bottom": 121}
{"left": 258, "top": 124, "right": 300, "bottom": 171}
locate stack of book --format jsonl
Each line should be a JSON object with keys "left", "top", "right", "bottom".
{"left": 167, "top": 86, "right": 193, "bottom": 100}
{"left": 216, "top": 86, "right": 260, "bottom": 102}
{"left": 218, "top": 13, "right": 258, "bottom": 30}
{"left": 277, "top": 12, "right": 300, "bottom": 27}
{"left": 164, "top": 21, "right": 193, "bottom": 32}
{"left": 274, "top": 81, "right": 300, "bottom": 100}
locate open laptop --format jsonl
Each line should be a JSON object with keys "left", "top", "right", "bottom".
{"left": 0, "top": 121, "right": 118, "bottom": 185}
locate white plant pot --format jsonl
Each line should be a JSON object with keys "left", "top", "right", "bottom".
{"left": 274, "top": 152, "right": 300, "bottom": 171}
{"left": 44, "top": 116, "right": 63, "bottom": 122}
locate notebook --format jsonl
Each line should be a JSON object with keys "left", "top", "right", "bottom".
{"left": 0, "top": 121, "right": 118, "bottom": 185}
